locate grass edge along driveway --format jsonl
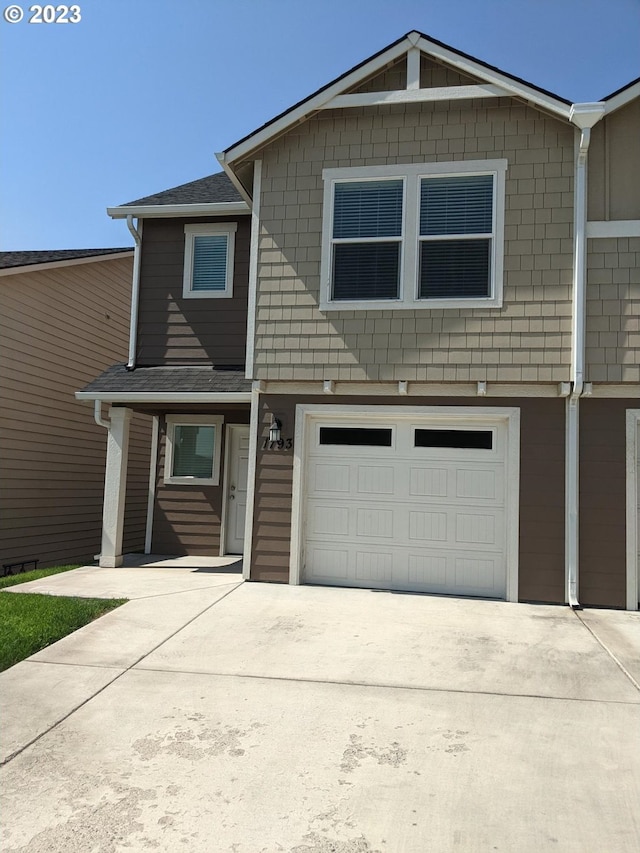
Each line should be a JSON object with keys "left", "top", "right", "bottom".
{"left": 0, "top": 565, "right": 126, "bottom": 672}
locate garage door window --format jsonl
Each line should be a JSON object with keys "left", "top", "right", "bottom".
{"left": 318, "top": 427, "right": 393, "bottom": 447}
{"left": 414, "top": 429, "right": 494, "bottom": 450}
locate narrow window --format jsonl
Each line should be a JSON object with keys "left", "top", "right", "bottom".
{"left": 183, "top": 224, "right": 237, "bottom": 298}
{"left": 319, "top": 427, "right": 393, "bottom": 447}
{"left": 414, "top": 429, "right": 493, "bottom": 450}
{"left": 419, "top": 175, "right": 493, "bottom": 300}
{"left": 331, "top": 180, "right": 403, "bottom": 300}
{"left": 164, "top": 416, "right": 224, "bottom": 485}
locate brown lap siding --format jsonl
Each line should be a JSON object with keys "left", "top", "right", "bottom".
{"left": 250, "top": 395, "right": 566, "bottom": 602}
{"left": 579, "top": 399, "right": 631, "bottom": 608}
{"left": 151, "top": 407, "right": 250, "bottom": 556}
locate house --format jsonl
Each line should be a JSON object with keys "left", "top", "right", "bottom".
{"left": 0, "top": 249, "right": 152, "bottom": 570}
{"left": 77, "top": 32, "right": 640, "bottom": 609}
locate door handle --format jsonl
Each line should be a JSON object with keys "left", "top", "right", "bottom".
{"left": 229, "top": 494, "right": 235, "bottom": 500}
{"left": 230, "top": 485, "right": 236, "bottom": 491}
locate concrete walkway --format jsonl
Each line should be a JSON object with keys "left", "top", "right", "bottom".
{"left": 1, "top": 565, "right": 639, "bottom": 852}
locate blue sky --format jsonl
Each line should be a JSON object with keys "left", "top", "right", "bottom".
{"left": 1, "top": 0, "right": 638, "bottom": 250}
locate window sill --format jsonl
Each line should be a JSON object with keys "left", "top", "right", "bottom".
{"left": 164, "top": 476, "right": 219, "bottom": 486}
{"left": 319, "top": 297, "right": 503, "bottom": 312}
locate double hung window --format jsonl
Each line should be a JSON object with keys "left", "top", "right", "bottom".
{"left": 321, "top": 160, "right": 506, "bottom": 310}
{"left": 183, "top": 223, "right": 236, "bottom": 299}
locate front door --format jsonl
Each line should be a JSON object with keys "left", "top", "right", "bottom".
{"left": 225, "top": 425, "right": 250, "bottom": 554}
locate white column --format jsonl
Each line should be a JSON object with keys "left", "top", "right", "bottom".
{"left": 100, "top": 407, "right": 132, "bottom": 568}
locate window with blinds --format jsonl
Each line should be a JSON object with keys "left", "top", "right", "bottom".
{"left": 321, "top": 161, "right": 506, "bottom": 310}
{"left": 332, "top": 180, "right": 403, "bottom": 300}
{"left": 183, "top": 223, "right": 237, "bottom": 299}
{"left": 419, "top": 175, "right": 493, "bottom": 299}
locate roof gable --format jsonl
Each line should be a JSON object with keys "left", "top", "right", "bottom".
{"left": 219, "top": 30, "right": 575, "bottom": 168}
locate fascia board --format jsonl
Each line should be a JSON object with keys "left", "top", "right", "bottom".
{"left": 0, "top": 252, "right": 134, "bottom": 277}
{"left": 222, "top": 38, "right": 411, "bottom": 163}
{"left": 76, "top": 392, "right": 252, "bottom": 403}
{"left": 604, "top": 80, "right": 640, "bottom": 114}
{"left": 415, "top": 35, "right": 572, "bottom": 120}
{"left": 107, "top": 202, "right": 250, "bottom": 219}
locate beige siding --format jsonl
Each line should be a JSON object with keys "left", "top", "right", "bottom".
{"left": 585, "top": 236, "right": 640, "bottom": 383}
{"left": 0, "top": 258, "right": 151, "bottom": 569}
{"left": 588, "top": 99, "right": 640, "bottom": 221}
{"left": 252, "top": 93, "right": 575, "bottom": 383}
{"left": 136, "top": 217, "right": 250, "bottom": 366}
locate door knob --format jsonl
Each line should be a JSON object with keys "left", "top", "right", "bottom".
{"left": 231, "top": 485, "right": 236, "bottom": 491}
{"left": 229, "top": 494, "right": 235, "bottom": 500}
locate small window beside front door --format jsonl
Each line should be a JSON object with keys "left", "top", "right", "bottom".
{"left": 164, "top": 415, "right": 224, "bottom": 485}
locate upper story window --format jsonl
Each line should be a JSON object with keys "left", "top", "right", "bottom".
{"left": 183, "top": 223, "right": 237, "bottom": 299}
{"left": 320, "top": 160, "right": 507, "bottom": 311}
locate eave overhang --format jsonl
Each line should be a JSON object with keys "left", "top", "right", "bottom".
{"left": 107, "top": 202, "right": 250, "bottom": 220}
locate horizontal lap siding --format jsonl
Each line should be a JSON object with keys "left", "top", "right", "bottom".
{"left": 137, "top": 217, "right": 250, "bottom": 366}
{"left": 151, "top": 407, "right": 250, "bottom": 555}
{"left": 0, "top": 258, "right": 151, "bottom": 568}
{"left": 251, "top": 395, "right": 565, "bottom": 602}
{"left": 253, "top": 92, "right": 575, "bottom": 384}
{"left": 588, "top": 100, "right": 640, "bottom": 222}
{"left": 579, "top": 399, "right": 630, "bottom": 608}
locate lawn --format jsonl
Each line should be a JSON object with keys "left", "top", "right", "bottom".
{"left": 0, "top": 566, "right": 126, "bottom": 672}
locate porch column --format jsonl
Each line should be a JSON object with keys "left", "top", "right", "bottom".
{"left": 100, "top": 406, "right": 132, "bottom": 568}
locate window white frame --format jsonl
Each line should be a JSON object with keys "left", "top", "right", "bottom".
{"left": 320, "top": 159, "right": 507, "bottom": 311}
{"left": 164, "top": 414, "right": 224, "bottom": 486}
{"left": 183, "top": 223, "right": 237, "bottom": 299}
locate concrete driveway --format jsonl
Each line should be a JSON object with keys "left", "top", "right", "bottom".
{"left": 1, "top": 565, "right": 639, "bottom": 852}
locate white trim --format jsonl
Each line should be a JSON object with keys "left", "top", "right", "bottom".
{"left": 586, "top": 385, "right": 640, "bottom": 399}
{"left": 144, "top": 416, "right": 159, "bottom": 554}
{"left": 260, "top": 380, "right": 566, "bottom": 398}
{"left": 107, "top": 202, "right": 249, "bottom": 219}
{"left": 587, "top": 220, "right": 640, "bottom": 238}
{"left": 604, "top": 80, "right": 640, "bottom": 115}
{"left": 320, "top": 160, "right": 507, "bottom": 311}
{"left": 100, "top": 407, "right": 132, "bottom": 568}
{"left": 406, "top": 47, "right": 421, "bottom": 90}
{"left": 0, "top": 251, "right": 134, "bottom": 277}
{"left": 324, "top": 83, "right": 505, "bottom": 109}
{"left": 245, "top": 160, "right": 262, "bottom": 379}
{"left": 126, "top": 217, "right": 142, "bottom": 369}
{"left": 289, "top": 404, "right": 520, "bottom": 602}
{"left": 242, "top": 384, "right": 262, "bottom": 579}
{"left": 164, "top": 414, "right": 224, "bottom": 486}
{"left": 76, "top": 392, "right": 252, "bottom": 403}
{"left": 626, "top": 409, "right": 640, "bottom": 610}
{"left": 182, "top": 223, "right": 237, "bottom": 299}
{"left": 222, "top": 31, "right": 572, "bottom": 164}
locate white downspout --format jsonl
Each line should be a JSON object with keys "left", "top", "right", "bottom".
{"left": 126, "top": 215, "right": 142, "bottom": 370}
{"left": 94, "top": 400, "right": 111, "bottom": 429}
{"left": 566, "top": 103, "right": 605, "bottom": 608}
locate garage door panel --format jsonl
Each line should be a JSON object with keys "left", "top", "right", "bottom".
{"left": 356, "top": 507, "right": 394, "bottom": 538}
{"left": 409, "top": 467, "right": 449, "bottom": 497}
{"left": 305, "top": 544, "right": 349, "bottom": 581}
{"left": 357, "top": 465, "right": 395, "bottom": 494}
{"left": 311, "top": 463, "right": 351, "bottom": 493}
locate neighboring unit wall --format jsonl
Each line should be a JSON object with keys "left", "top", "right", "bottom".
{"left": 136, "top": 217, "right": 250, "bottom": 366}
{"left": 150, "top": 407, "right": 250, "bottom": 555}
{"left": 0, "top": 257, "right": 151, "bottom": 569}
{"left": 580, "top": 399, "right": 632, "bottom": 608}
{"left": 252, "top": 91, "right": 575, "bottom": 383}
{"left": 585, "top": 236, "right": 640, "bottom": 383}
{"left": 250, "top": 394, "right": 566, "bottom": 603}
{"left": 588, "top": 99, "right": 640, "bottom": 221}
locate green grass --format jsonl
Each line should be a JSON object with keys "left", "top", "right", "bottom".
{"left": 0, "top": 564, "right": 82, "bottom": 590}
{"left": 0, "top": 565, "right": 126, "bottom": 671}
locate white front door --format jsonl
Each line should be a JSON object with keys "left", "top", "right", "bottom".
{"left": 225, "top": 425, "right": 250, "bottom": 554}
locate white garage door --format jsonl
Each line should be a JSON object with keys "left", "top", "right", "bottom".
{"left": 302, "top": 415, "right": 511, "bottom": 599}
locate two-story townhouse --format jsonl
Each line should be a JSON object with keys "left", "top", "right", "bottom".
{"left": 78, "top": 32, "right": 640, "bottom": 610}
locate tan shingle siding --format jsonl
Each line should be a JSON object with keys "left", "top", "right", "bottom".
{"left": 254, "top": 97, "right": 574, "bottom": 382}
{"left": 586, "top": 236, "right": 640, "bottom": 383}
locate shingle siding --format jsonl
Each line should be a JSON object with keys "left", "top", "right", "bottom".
{"left": 253, "top": 96, "right": 575, "bottom": 383}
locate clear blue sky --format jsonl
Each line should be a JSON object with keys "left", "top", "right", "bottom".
{"left": 1, "top": 0, "right": 638, "bottom": 250}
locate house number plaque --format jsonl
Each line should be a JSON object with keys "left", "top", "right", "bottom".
{"left": 261, "top": 437, "right": 293, "bottom": 451}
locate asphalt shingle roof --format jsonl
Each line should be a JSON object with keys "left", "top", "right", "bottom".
{"left": 81, "top": 364, "right": 251, "bottom": 395}
{"left": 121, "top": 172, "right": 243, "bottom": 207}
{"left": 0, "top": 248, "right": 133, "bottom": 269}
